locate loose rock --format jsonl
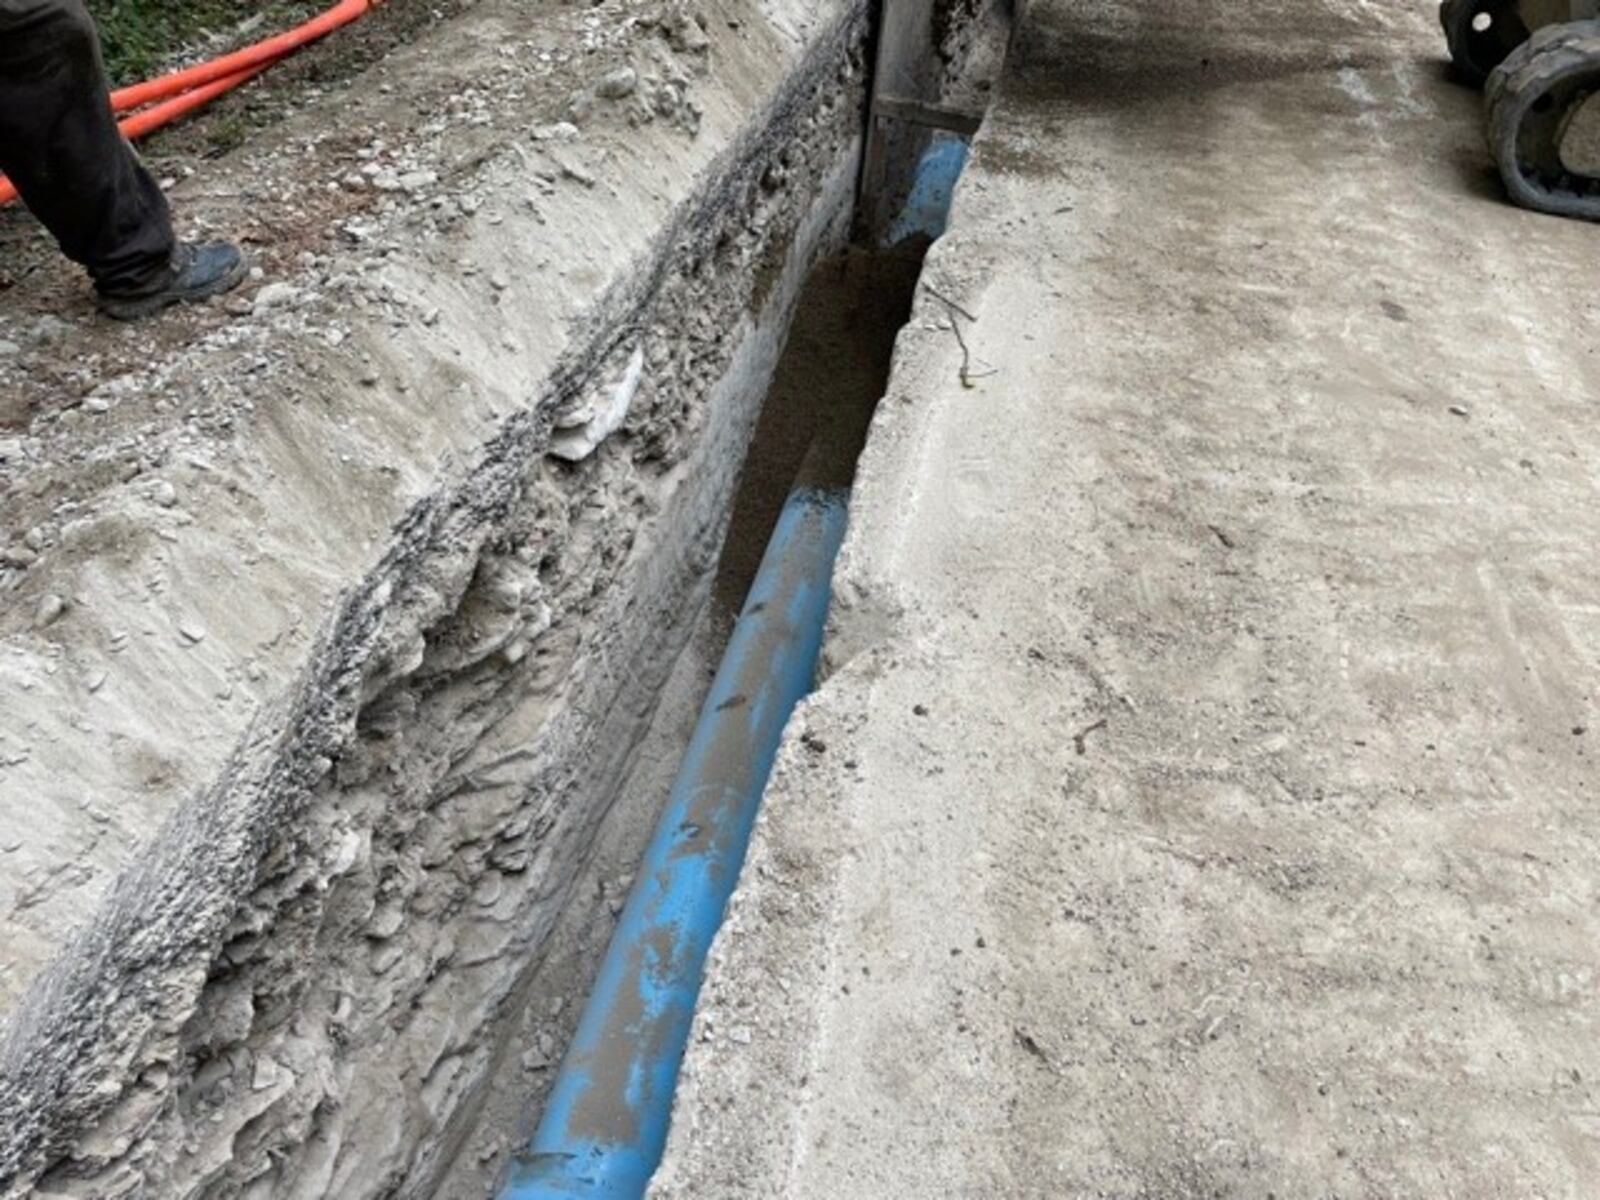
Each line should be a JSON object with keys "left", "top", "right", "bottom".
{"left": 35, "top": 594, "right": 65, "bottom": 628}
{"left": 595, "top": 66, "right": 638, "bottom": 100}
{"left": 254, "top": 282, "right": 302, "bottom": 311}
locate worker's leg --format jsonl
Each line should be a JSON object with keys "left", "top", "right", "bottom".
{"left": 0, "top": 0, "right": 176, "bottom": 295}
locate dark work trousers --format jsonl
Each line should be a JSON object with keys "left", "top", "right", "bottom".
{"left": 0, "top": 0, "right": 175, "bottom": 294}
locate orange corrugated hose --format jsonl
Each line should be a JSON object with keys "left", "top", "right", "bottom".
{"left": 110, "top": 0, "right": 374, "bottom": 111}
{"left": 0, "top": 0, "right": 377, "bottom": 206}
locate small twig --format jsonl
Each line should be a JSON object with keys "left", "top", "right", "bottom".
{"left": 1073, "top": 718, "right": 1108, "bottom": 757}
{"left": 921, "top": 281, "right": 975, "bottom": 321}
{"left": 948, "top": 315, "right": 978, "bottom": 389}
{"left": 1014, "top": 1027, "right": 1061, "bottom": 1074}
{"left": 921, "top": 282, "right": 994, "bottom": 389}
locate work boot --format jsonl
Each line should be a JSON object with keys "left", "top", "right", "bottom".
{"left": 96, "top": 240, "right": 246, "bottom": 321}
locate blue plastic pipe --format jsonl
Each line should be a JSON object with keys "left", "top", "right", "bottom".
{"left": 501, "top": 485, "right": 851, "bottom": 1199}
{"left": 883, "top": 135, "right": 970, "bottom": 247}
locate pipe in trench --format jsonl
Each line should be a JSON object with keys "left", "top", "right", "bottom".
{"left": 500, "top": 485, "right": 851, "bottom": 1199}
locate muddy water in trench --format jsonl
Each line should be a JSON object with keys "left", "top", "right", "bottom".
{"left": 714, "top": 240, "right": 929, "bottom": 629}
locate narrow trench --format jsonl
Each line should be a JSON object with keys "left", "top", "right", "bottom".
{"left": 431, "top": 225, "right": 939, "bottom": 1196}
{"left": 713, "top": 239, "right": 929, "bottom": 633}
{"left": 409, "top": 22, "right": 994, "bottom": 1169}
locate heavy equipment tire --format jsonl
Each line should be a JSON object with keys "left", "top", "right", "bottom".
{"left": 1443, "top": 0, "right": 1536, "bottom": 87}
{"left": 1486, "top": 19, "right": 1600, "bottom": 219}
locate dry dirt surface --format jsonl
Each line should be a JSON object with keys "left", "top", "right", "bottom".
{"left": 655, "top": 0, "right": 1600, "bottom": 1197}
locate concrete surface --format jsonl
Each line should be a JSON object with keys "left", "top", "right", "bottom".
{"left": 0, "top": 0, "right": 877, "bottom": 1193}
{"left": 655, "top": 1, "right": 1600, "bottom": 1196}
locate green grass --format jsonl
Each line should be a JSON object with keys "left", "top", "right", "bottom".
{"left": 86, "top": 1, "right": 310, "bottom": 85}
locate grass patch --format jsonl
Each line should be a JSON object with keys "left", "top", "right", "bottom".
{"left": 76, "top": 0, "right": 456, "bottom": 160}
{"left": 86, "top": 1, "right": 313, "bottom": 85}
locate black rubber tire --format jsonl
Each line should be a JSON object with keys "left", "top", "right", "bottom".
{"left": 1442, "top": 0, "right": 1535, "bottom": 87}
{"left": 1486, "top": 19, "right": 1600, "bottom": 219}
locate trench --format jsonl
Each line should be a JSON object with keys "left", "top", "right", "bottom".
{"left": 0, "top": 3, "right": 1007, "bottom": 1197}
{"left": 420, "top": 12, "right": 996, "bottom": 1197}
{"left": 432, "top": 233, "right": 940, "bottom": 1200}
{"left": 427, "top": 38, "right": 988, "bottom": 1200}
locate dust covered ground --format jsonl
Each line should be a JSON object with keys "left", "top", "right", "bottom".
{"left": 656, "top": 0, "right": 1600, "bottom": 1196}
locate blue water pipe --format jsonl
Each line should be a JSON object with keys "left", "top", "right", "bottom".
{"left": 883, "top": 135, "right": 970, "bottom": 247}
{"left": 501, "top": 485, "right": 851, "bottom": 1199}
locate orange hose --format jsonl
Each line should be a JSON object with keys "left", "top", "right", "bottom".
{"left": 111, "top": 0, "right": 375, "bottom": 112}
{"left": 118, "top": 60, "right": 276, "bottom": 140}
{"left": 0, "top": 0, "right": 378, "bottom": 206}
